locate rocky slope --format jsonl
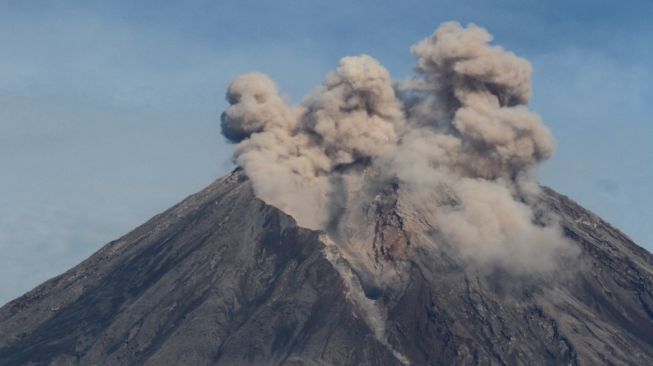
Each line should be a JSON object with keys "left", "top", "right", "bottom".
{"left": 0, "top": 170, "right": 652, "bottom": 365}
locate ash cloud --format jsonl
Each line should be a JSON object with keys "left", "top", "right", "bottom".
{"left": 221, "top": 22, "right": 575, "bottom": 274}
{"left": 222, "top": 55, "right": 402, "bottom": 229}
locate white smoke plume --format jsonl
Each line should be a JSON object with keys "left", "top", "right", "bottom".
{"left": 221, "top": 21, "right": 575, "bottom": 274}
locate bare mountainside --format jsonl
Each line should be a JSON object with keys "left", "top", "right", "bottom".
{"left": 0, "top": 170, "right": 652, "bottom": 366}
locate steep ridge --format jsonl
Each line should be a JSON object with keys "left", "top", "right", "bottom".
{"left": 0, "top": 170, "right": 652, "bottom": 365}
{"left": 0, "top": 171, "right": 403, "bottom": 365}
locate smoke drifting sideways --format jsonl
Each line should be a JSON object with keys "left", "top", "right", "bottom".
{"left": 221, "top": 22, "right": 577, "bottom": 274}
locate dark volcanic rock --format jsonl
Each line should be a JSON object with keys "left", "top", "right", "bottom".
{"left": 0, "top": 171, "right": 652, "bottom": 365}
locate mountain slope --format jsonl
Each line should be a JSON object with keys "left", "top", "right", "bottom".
{"left": 379, "top": 186, "right": 653, "bottom": 365}
{"left": 0, "top": 172, "right": 401, "bottom": 365}
{"left": 0, "top": 170, "right": 652, "bottom": 365}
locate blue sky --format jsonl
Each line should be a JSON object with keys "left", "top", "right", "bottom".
{"left": 1, "top": 0, "right": 651, "bottom": 305}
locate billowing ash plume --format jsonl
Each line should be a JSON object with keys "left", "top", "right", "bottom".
{"left": 221, "top": 21, "right": 575, "bottom": 274}
{"left": 221, "top": 55, "right": 403, "bottom": 229}
{"left": 399, "top": 21, "right": 553, "bottom": 181}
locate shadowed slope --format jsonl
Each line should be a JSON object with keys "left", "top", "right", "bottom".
{"left": 0, "top": 171, "right": 402, "bottom": 366}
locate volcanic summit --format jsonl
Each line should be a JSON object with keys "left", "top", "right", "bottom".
{"left": 1, "top": 22, "right": 652, "bottom": 366}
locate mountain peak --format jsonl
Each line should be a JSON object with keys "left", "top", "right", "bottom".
{"left": 1, "top": 170, "right": 652, "bottom": 365}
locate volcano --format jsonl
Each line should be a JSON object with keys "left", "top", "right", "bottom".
{"left": 3, "top": 20, "right": 653, "bottom": 366}
{"left": 0, "top": 169, "right": 652, "bottom": 365}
